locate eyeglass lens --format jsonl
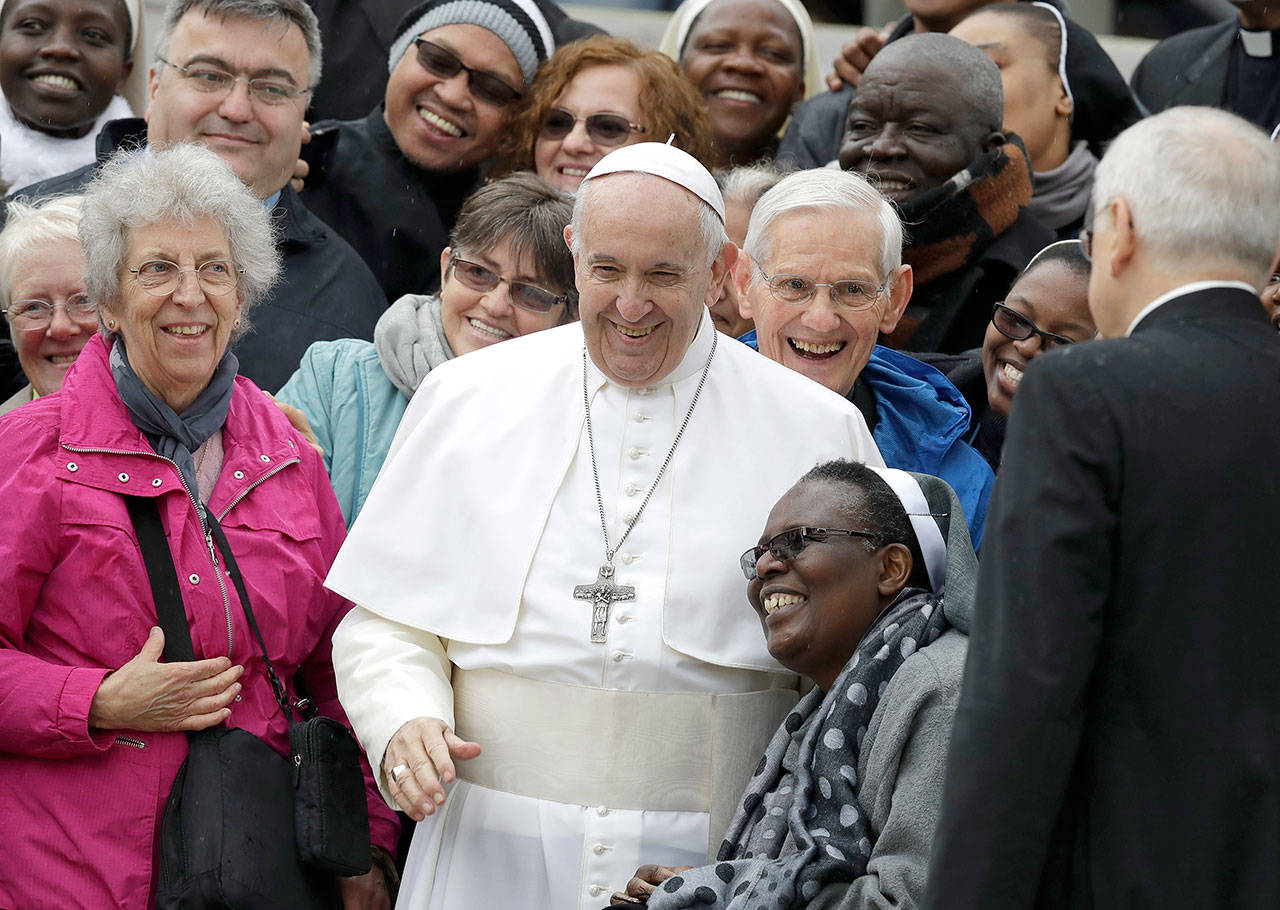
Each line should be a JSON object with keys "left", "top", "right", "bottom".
{"left": 740, "top": 528, "right": 808, "bottom": 579}
{"left": 133, "top": 260, "right": 238, "bottom": 297}
{"left": 767, "top": 274, "right": 881, "bottom": 309}
{"left": 6, "top": 295, "right": 97, "bottom": 327}
{"left": 540, "top": 109, "right": 637, "bottom": 146}
{"left": 451, "top": 259, "right": 562, "bottom": 313}
{"left": 415, "top": 40, "right": 520, "bottom": 106}
{"left": 992, "top": 304, "right": 1074, "bottom": 350}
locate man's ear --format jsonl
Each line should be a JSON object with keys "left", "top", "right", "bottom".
{"left": 706, "top": 241, "right": 738, "bottom": 307}
{"left": 145, "top": 65, "right": 160, "bottom": 122}
{"left": 1107, "top": 198, "right": 1137, "bottom": 278}
{"left": 877, "top": 542, "right": 913, "bottom": 598}
{"left": 981, "top": 130, "right": 1006, "bottom": 153}
{"left": 735, "top": 251, "right": 756, "bottom": 318}
{"left": 878, "top": 263, "right": 913, "bottom": 335}
{"left": 440, "top": 246, "right": 452, "bottom": 279}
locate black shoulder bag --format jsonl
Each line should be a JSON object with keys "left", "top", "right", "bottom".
{"left": 125, "top": 497, "right": 371, "bottom": 909}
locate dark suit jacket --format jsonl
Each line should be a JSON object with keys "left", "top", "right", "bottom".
{"left": 925, "top": 286, "right": 1280, "bottom": 909}
{"left": 11, "top": 119, "right": 388, "bottom": 393}
{"left": 1130, "top": 19, "right": 1235, "bottom": 116}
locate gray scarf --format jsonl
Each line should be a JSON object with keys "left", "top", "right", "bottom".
{"left": 374, "top": 294, "right": 455, "bottom": 400}
{"left": 1028, "top": 140, "right": 1098, "bottom": 233}
{"left": 109, "top": 337, "right": 237, "bottom": 521}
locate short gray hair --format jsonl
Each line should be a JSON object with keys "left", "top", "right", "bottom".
{"left": 0, "top": 196, "right": 84, "bottom": 316}
{"left": 716, "top": 162, "right": 788, "bottom": 212}
{"left": 743, "top": 168, "right": 902, "bottom": 283}
{"left": 155, "top": 0, "right": 323, "bottom": 90}
{"left": 1092, "top": 106, "right": 1280, "bottom": 280}
{"left": 570, "top": 172, "right": 728, "bottom": 270}
{"left": 80, "top": 144, "right": 280, "bottom": 338}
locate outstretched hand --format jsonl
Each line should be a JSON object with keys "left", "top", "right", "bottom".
{"left": 382, "top": 716, "right": 481, "bottom": 821}
{"left": 88, "top": 627, "right": 244, "bottom": 732}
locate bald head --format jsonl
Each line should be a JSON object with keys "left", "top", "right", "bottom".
{"left": 838, "top": 33, "right": 1005, "bottom": 204}
{"left": 875, "top": 34, "right": 1004, "bottom": 130}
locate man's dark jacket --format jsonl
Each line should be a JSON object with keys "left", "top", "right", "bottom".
{"left": 925, "top": 286, "right": 1280, "bottom": 908}
{"left": 10, "top": 118, "right": 387, "bottom": 393}
{"left": 301, "top": 108, "right": 474, "bottom": 302}
{"left": 1129, "top": 19, "right": 1269, "bottom": 123}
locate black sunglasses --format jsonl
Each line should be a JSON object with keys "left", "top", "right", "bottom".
{"left": 740, "top": 526, "right": 878, "bottom": 580}
{"left": 450, "top": 256, "right": 567, "bottom": 314}
{"left": 539, "top": 108, "right": 646, "bottom": 147}
{"left": 412, "top": 38, "right": 521, "bottom": 107}
{"left": 991, "top": 303, "right": 1077, "bottom": 351}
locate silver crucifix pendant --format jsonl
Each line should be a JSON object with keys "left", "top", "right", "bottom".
{"left": 573, "top": 564, "right": 635, "bottom": 643}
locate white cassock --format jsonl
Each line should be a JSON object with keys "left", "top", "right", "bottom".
{"left": 326, "top": 311, "right": 882, "bottom": 909}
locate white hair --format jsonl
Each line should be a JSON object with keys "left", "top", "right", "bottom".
{"left": 717, "top": 162, "right": 788, "bottom": 211}
{"left": 742, "top": 168, "right": 902, "bottom": 285}
{"left": 0, "top": 196, "right": 84, "bottom": 316}
{"left": 80, "top": 144, "right": 280, "bottom": 338}
{"left": 1092, "top": 106, "right": 1280, "bottom": 281}
{"left": 570, "top": 172, "right": 728, "bottom": 270}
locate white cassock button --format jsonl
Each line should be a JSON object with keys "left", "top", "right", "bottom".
{"left": 633, "top": 412, "right": 650, "bottom": 423}
{"left": 621, "top": 553, "right": 636, "bottom": 564}
{"left": 593, "top": 843, "right": 609, "bottom": 855}
{"left": 615, "top": 612, "right": 632, "bottom": 624}
{"left": 117, "top": 472, "right": 129, "bottom": 483}
{"left": 233, "top": 470, "right": 245, "bottom": 479}
{"left": 596, "top": 806, "right": 610, "bottom": 817}
{"left": 188, "top": 573, "right": 200, "bottom": 585}
{"left": 628, "top": 447, "right": 644, "bottom": 459}
{"left": 611, "top": 650, "right": 631, "bottom": 663}
{"left": 623, "top": 512, "right": 637, "bottom": 524}
{"left": 588, "top": 885, "right": 604, "bottom": 897}
{"left": 624, "top": 483, "right": 640, "bottom": 496}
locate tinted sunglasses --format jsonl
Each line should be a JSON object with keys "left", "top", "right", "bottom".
{"left": 450, "top": 257, "right": 567, "bottom": 314}
{"left": 739, "top": 526, "right": 878, "bottom": 580}
{"left": 412, "top": 38, "right": 521, "bottom": 107}
{"left": 991, "top": 303, "right": 1077, "bottom": 351}
{"left": 539, "top": 108, "right": 646, "bottom": 147}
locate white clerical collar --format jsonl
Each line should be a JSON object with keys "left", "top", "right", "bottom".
{"left": 585, "top": 308, "right": 717, "bottom": 392}
{"left": 1239, "top": 27, "right": 1278, "bottom": 58}
{"left": 1125, "top": 280, "right": 1258, "bottom": 336}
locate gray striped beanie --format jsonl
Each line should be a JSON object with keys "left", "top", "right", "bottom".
{"left": 388, "top": 0, "right": 554, "bottom": 88}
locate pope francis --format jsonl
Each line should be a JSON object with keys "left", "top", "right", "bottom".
{"left": 325, "top": 143, "right": 884, "bottom": 909}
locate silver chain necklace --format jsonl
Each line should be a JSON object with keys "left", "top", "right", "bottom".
{"left": 573, "top": 330, "right": 718, "bottom": 643}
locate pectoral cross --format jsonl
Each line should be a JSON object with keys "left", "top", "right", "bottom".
{"left": 573, "top": 564, "right": 635, "bottom": 644}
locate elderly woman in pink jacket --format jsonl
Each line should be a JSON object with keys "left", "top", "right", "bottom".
{"left": 0, "top": 145, "right": 398, "bottom": 908}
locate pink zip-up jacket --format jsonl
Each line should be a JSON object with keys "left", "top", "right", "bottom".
{"left": 0, "top": 335, "right": 398, "bottom": 908}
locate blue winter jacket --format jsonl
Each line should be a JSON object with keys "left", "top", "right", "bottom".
{"left": 276, "top": 339, "right": 407, "bottom": 527}
{"left": 740, "top": 333, "right": 992, "bottom": 547}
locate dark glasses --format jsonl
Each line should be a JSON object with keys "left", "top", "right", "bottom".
{"left": 412, "top": 38, "right": 521, "bottom": 107}
{"left": 450, "top": 257, "right": 567, "bottom": 314}
{"left": 740, "top": 526, "right": 878, "bottom": 580}
{"left": 991, "top": 303, "right": 1077, "bottom": 351}
{"left": 539, "top": 108, "right": 646, "bottom": 147}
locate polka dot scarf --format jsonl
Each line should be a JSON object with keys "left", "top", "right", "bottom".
{"left": 647, "top": 587, "right": 949, "bottom": 909}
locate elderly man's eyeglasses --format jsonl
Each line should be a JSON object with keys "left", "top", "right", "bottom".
{"left": 740, "top": 526, "right": 879, "bottom": 580}
{"left": 991, "top": 303, "right": 1077, "bottom": 351}
{"left": 540, "top": 108, "right": 646, "bottom": 147}
{"left": 128, "top": 260, "right": 244, "bottom": 297}
{"left": 156, "top": 56, "right": 309, "bottom": 106}
{"left": 755, "top": 266, "right": 887, "bottom": 311}
{"left": 450, "top": 257, "right": 567, "bottom": 313}
{"left": 4, "top": 294, "right": 97, "bottom": 329}
{"left": 411, "top": 38, "right": 521, "bottom": 107}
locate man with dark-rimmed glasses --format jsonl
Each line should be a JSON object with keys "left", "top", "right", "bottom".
{"left": 9, "top": 0, "right": 387, "bottom": 395}
{"left": 298, "top": 0, "right": 555, "bottom": 304}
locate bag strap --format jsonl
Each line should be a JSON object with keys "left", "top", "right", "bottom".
{"left": 124, "top": 495, "right": 196, "bottom": 663}
{"left": 205, "top": 511, "right": 293, "bottom": 724}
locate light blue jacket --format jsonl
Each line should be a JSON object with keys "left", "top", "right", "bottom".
{"left": 740, "top": 334, "right": 993, "bottom": 547}
{"left": 276, "top": 339, "right": 407, "bottom": 527}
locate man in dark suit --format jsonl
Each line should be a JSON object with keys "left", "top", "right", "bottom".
{"left": 1131, "top": 1, "right": 1280, "bottom": 131}
{"left": 924, "top": 106, "right": 1280, "bottom": 908}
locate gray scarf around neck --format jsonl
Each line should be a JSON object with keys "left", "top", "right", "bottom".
{"left": 109, "top": 337, "right": 237, "bottom": 519}
{"left": 374, "top": 294, "right": 455, "bottom": 400}
{"left": 1028, "top": 140, "right": 1098, "bottom": 233}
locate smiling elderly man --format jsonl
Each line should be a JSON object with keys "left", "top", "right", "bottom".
{"left": 322, "top": 142, "right": 883, "bottom": 909}
{"left": 838, "top": 33, "right": 1053, "bottom": 353}
{"left": 11, "top": 0, "right": 386, "bottom": 392}
{"left": 737, "top": 167, "right": 992, "bottom": 546}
